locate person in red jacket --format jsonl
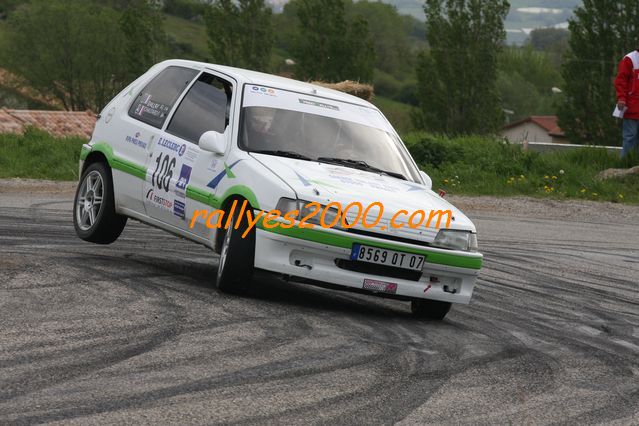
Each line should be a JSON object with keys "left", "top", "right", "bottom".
{"left": 614, "top": 48, "right": 639, "bottom": 158}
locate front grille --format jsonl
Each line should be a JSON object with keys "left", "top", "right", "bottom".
{"left": 346, "top": 228, "right": 432, "bottom": 248}
{"left": 335, "top": 259, "right": 422, "bottom": 281}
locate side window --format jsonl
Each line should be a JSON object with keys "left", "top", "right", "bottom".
{"left": 166, "top": 73, "right": 233, "bottom": 144}
{"left": 128, "top": 66, "right": 199, "bottom": 129}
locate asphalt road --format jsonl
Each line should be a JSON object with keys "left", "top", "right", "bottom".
{"left": 1, "top": 184, "right": 638, "bottom": 424}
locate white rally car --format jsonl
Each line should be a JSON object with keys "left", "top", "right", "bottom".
{"left": 74, "top": 59, "right": 482, "bottom": 320}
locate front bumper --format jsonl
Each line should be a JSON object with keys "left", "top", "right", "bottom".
{"left": 254, "top": 227, "right": 481, "bottom": 304}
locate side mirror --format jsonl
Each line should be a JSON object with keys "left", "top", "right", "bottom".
{"left": 199, "top": 130, "right": 226, "bottom": 155}
{"left": 419, "top": 170, "right": 432, "bottom": 190}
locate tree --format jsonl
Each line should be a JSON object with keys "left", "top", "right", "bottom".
{"left": 1, "top": 0, "right": 128, "bottom": 111}
{"left": 557, "top": 0, "right": 639, "bottom": 145}
{"left": 527, "top": 28, "right": 569, "bottom": 67}
{"left": 204, "top": 0, "right": 273, "bottom": 71}
{"left": 498, "top": 46, "right": 561, "bottom": 121}
{"left": 0, "top": 0, "right": 23, "bottom": 17}
{"left": 528, "top": 28, "right": 569, "bottom": 52}
{"left": 293, "top": 0, "right": 374, "bottom": 82}
{"left": 120, "top": 0, "right": 166, "bottom": 80}
{"left": 349, "top": 1, "right": 412, "bottom": 77}
{"left": 414, "top": 0, "right": 509, "bottom": 134}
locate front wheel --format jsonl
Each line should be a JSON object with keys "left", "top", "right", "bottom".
{"left": 411, "top": 299, "right": 452, "bottom": 320}
{"left": 73, "top": 162, "right": 127, "bottom": 244}
{"left": 216, "top": 203, "right": 255, "bottom": 293}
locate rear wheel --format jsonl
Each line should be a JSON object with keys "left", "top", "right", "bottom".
{"left": 216, "top": 204, "right": 255, "bottom": 293}
{"left": 73, "top": 162, "right": 127, "bottom": 244}
{"left": 411, "top": 299, "right": 452, "bottom": 320}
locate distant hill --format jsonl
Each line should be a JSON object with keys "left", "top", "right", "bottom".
{"left": 266, "top": 0, "right": 581, "bottom": 45}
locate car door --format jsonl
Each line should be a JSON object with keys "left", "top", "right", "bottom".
{"left": 146, "top": 70, "right": 235, "bottom": 236}
{"left": 124, "top": 65, "right": 199, "bottom": 219}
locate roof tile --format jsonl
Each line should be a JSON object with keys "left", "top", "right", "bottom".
{"left": 0, "top": 109, "right": 95, "bottom": 138}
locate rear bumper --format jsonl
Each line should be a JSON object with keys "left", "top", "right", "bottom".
{"left": 254, "top": 227, "right": 481, "bottom": 304}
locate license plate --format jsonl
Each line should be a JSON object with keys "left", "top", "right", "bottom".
{"left": 350, "top": 244, "right": 425, "bottom": 271}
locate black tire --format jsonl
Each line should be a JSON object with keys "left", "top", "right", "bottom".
{"left": 73, "top": 162, "right": 127, "bottom": 244}
{"left": 216, "top": 202, "right": 255, "bottom": 293}
{"left": 411, "top": 299, "right": 452, "bottom": 320}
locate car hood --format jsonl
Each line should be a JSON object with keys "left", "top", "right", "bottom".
{"left": 251, "top": 154, "right": 476, "bottom": 240}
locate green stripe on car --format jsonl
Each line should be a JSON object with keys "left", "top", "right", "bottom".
{"left": 86, "top": 142, "right": 146, "bottom": 180}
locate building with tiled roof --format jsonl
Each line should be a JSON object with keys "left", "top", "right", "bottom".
{"left": 0, "top": 108, "right": 95, "bottom": 138}
{"left": 501, "top": 115, "right": 567, "bottom": 144}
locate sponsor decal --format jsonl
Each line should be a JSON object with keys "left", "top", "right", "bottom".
{"left": 326, "top": 166, "right": 355, "bottom": 176}
{"left": 294, "top": 171, "right": 311, "bottom": 187}
{"left": 185, "top": 146, "right": 198, "bottom": 162}
{"left": 125, "top": 131, "right": 147, "bottom": 149}
{"left": 158, "top": 137, "right": 186, "bottom": 156}
{"left": 250, "top": 86, "right": 277, "bottom": 96}
{"left": 174, "top": 199, "right": 185, "bottom": 219}
{"left": 135, "top": 93, "right": 170, "bottom": 119}
{"left": 299, "top": 98, "right": 340, "bottom": 111}
{"left": 207, "top": 157, "right": 219, "bottom": 172}
{"left": 206, "top": 159, "right": 242, "bottom": 189}
{"left": 176, "top": 164, "right": 192, "bottom": 190}
{"left": 105, "top": 107, "right": 116, "bottom": 123}
{"left": 363, "top": 279, "right": 398, "bottom": 294}
{"left": 146, "top": 188, "right": 173, "bottom": 210}
{"left": 323, "top": 173, "right": 398, "bottom": 192}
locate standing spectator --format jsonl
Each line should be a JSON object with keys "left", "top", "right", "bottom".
{"left": 614, "top": 46, "right": 639, "bottom": 158}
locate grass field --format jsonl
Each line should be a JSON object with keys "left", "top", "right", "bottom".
{"left": 2, "top": 128, "right": 637, "bottom": 204}
{"left": 404, "top": 132, "right": 639, "bottom": 204}
{"left": 0, "top": 128, "right": 85, "bottom": 181}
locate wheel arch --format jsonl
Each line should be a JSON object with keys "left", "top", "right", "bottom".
{"left": 214, "top": 194, "right": 254, "bottom": 253}
{"left": 82, "top": 151, "right": 110, "bottom": 175}
{"left": 80, "top": 143, "right": 114, "bottom": 175}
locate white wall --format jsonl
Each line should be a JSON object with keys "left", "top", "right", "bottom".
{"left": 501, "top": 122, "right": 552, "bottom": 143}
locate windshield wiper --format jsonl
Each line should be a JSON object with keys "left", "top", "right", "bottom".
{"left": 316, "top": 157, "right": 407, "bottom": 181}
{"left": 250, "top": 150, "right": 313, "bottom": 161}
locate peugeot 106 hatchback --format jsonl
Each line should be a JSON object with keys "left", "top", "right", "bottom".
{"left": 74, "top": 59, "right": 483, "bottom": 320}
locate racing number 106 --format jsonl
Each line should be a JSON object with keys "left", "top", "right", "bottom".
{"left": 152, "top": 153, "right": 176, "bottom": 192}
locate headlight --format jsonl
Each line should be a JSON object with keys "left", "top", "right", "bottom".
{"left": 275, "top": 198, "right": 347, "bottom": 229}
{"left": 432, "top": 230, "right": 478, "bottom": 252}
{"left": 275, "top": 197, "right": 299, "bottom": 215}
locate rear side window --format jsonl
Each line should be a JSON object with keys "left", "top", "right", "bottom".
{"left": 166, "top": 73, "right": 233, "bottom": 144}
{"left": 128, "top": 66, "right": 199, "bottom": 128}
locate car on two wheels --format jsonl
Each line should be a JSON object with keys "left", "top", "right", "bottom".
{"left": 74, "top": 59, "right": 483, "bottom": 320}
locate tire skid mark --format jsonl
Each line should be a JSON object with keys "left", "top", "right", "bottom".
{"left": 1, "top": 196, "right": 638, "bottom": 424}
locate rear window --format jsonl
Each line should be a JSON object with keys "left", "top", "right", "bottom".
{"left": 128, "top": 66, "right": 199, "bottom": 128}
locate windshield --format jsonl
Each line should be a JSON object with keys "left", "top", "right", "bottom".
{"left": 239, "top": 85, "right": 421, "bottom": 182}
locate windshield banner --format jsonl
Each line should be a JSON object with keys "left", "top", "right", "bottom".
{"left": 242, "top": 85, "right": 392, "bottom": 132}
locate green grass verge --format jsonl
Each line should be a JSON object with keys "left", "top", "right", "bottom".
{"left": 404, "top": 132, "right": 639, "bottom": 204}
{"left": 0, "top": 128, "right": 86, "bottom": 181}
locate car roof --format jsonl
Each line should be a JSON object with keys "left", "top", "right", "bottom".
{"left": 156, "top": 59, "right": 376, "bottom": 109}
